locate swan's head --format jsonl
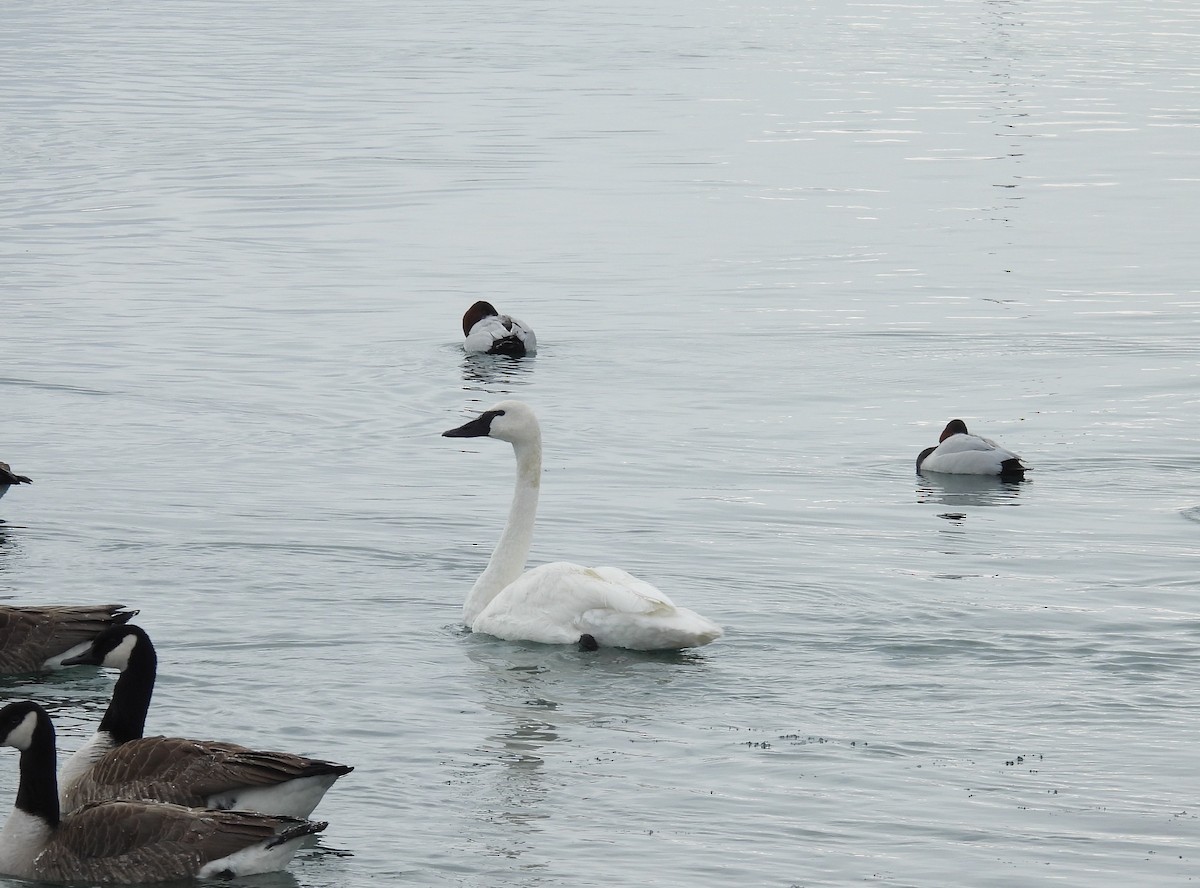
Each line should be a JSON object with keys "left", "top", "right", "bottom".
{"left": 940, "top": 419, "right": 969, "bottom": 442}
{"left": 443, "top": 400, "right": 540, "bottom": 445}
{"left": 61, "top": 624, "right": 152, "bottom": 672}
{"left": 462, "top": 300, "right": 499, "bottom": 336}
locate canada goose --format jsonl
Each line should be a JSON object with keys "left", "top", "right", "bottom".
{"left": 0, "top": 701, "right": 325, "bottom": 883}
{"left": 0, "top": 463, "right": 31, "bottom": 502}
{"left": 443, "top": 401, "right": 723, "bottom": 650}
{"left": 0, "top": 605, "right": 136, "bottom": 675}
{"left": 58, "top": 625, "right": 352, "bottom": 818}
{"left": 917, "top": 419, "right": 1028, "bottom": 480}
{"left": 462, "top": 301, "right": 537, "bottom": 356}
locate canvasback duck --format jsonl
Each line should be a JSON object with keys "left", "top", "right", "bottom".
{"left": 443, "top": 401, "right": 722, "bottom": 651}
{"left": 462, "top": 301, "right": 537, "bottom": 357}
{"left": 916, "top": 419, "right": 1027, "bottom": 480}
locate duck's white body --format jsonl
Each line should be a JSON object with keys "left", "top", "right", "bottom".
{"left": 444, "top": 401, "right": 722, "bottom": 651}
{"left": 917, "top": 419, "right": 1027, "bottom": 479}
{"left": 462, "top": 301, "right": 537, "bottom": 356}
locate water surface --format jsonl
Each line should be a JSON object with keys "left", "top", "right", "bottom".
{"left": 2, "top": 0, "right": 1199, "bottom": 885}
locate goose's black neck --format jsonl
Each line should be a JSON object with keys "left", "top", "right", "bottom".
{"left": 16, "top": 710, "right": 60, "bottom": 827}
{"left": 98, "top": 639, "right": 156, "bottom": 744}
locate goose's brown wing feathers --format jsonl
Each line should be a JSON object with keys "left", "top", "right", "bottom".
{"left": 67, "top": 736, "right": 352, "bottom": 809}
{"left": 0, "top": 605, "right": 136, "bottom": 673}
{"left": 34, "top": 800, "right": 299, "bottom": 882}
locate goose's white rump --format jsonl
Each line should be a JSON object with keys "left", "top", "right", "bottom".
{"left": 443, "top": 401, "right": 722, "bottom": 651}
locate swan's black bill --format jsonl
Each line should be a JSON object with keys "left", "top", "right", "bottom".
{"left": 443, "top": 410, "right": 502, "bottom": 438}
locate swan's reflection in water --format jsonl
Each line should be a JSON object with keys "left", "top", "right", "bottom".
{"left": 463, "top": 650, "right": 561, "bottom": 864}
{"left": 457, "top": 640, "right": 705, "bottom": 867}
{"left": 917, "top": 472, "right": 1027, "bottom": 517}
{"left": 460, "top": 353, "right": 537, "bottom": 398}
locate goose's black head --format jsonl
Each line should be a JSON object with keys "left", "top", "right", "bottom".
{"left": 0, "top": 701, "right": 49, "bottom": 751}
{"left": 61, "top": 623, "right": 153, "bottom": 672}
{"left": 462, "top": 300, "right": 500, "bottom": 336}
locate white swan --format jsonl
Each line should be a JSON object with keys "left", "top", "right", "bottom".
{"left": 443, "top": 401, "right": 723, "bottom": 651}
{"left": 462, "top": 301, "right": 537, "bottom": 357}
{"left": 916, "top": 419, "right": 1027, "bottom": 480}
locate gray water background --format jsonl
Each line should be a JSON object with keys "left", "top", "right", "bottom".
{"left": 2, "top": 0, "right": 1199, "bottom": 885}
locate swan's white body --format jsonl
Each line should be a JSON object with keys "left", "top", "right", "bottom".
{"left": 917, "top": 420, "right": 1026, "bottom": 478}
{"left": 462, "top": 301, "right": 537, "bottom": 356}
{"left": 444, "top": 401, "right": 722, "bottom": 650}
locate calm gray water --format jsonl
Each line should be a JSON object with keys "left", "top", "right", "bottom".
{"left": 3, "top": 0, "right": 1199, "bottom": 885}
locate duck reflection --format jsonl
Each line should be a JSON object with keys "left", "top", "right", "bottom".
{"left": 461, "top": 352, "right": 537, "bottom": 397}
{"left": 917, "top": 472, "right": 1027, "bottom": 511}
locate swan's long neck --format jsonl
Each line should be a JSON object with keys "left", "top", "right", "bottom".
{"left": 464, "top": 434, "right": 541, "bottom": 625}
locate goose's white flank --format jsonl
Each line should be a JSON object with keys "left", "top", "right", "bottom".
{"left": 0, "top": 701, "right": 325, "bottom": 884}
{"left": 443, "top": 400, "right": 722, "bottom": 651}
{"left": 58, "top": 624, "right": 352, "bottom": 818}
{"left": 0, "top": 605, "right": 137, "bottom": 675}
{"left": 462, "top": 301, "right": 537, "bottom": 357}
{"left": 916, "top": 419, "right": 1027, "bottom": 480}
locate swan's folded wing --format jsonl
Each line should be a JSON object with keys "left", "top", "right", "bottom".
{"left": 472, "top": 563, "right": 657, "bottom": 642}
{"left": 473, "top": 562, "right": 705, "bottom": 647}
